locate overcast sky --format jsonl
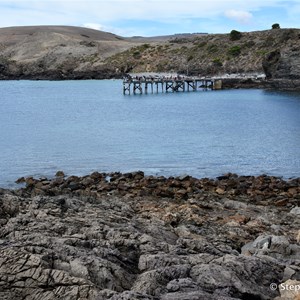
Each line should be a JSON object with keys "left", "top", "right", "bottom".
{"left": 0, "top": 0, "right": 299, "bottom": 36}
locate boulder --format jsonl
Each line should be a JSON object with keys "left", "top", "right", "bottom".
{"left": 241, "top": 235, "right": 300, "bottom": 261}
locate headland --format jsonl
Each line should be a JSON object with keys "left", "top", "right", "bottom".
{"left": 0, "top": 26, "right": 300, "bottom": 90}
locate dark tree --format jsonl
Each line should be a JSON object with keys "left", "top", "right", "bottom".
{"left": 272, "top": 23, "right": 280, "bottom": 29}
{"left": 230, "top": 30, "right": 242, "bottom": 41}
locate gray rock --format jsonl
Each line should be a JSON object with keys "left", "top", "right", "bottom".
{"left": 161, "top": 291, "right": 240, "bottom": 300}
{"left": 166, "top": 278, "right": 198, "bottom": 292}
{"left": 290, "top": 206, "right": 300, "bottom": 215}
{"left": 223, "top": 199, "right": 247, "bottom": 210}
{"left": 190, "top": 254, "right": 283, "bottom": 299}
{"left": 0, "top": 194, "right": 19, "bottom": 217}
{"left": 0, "top": 172, "right": 299, "bottom": 299}
{"left": 242, "top": 235, "right": 300, "bottom": 261}
{"left": 109, "top": 291, "right": 158, "bottom": 300}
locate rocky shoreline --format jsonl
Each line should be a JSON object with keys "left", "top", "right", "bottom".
{"left": 222, "top": 78, "right": 300, "bottom": 91}
{"left": 0, "top": 171, "right": 299, "bottom": 299}
{"left": 1, "top": 73, "right": 300, "bottom": 92}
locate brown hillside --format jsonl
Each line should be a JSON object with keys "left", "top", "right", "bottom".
{"left": 0, "top": 26, "right": 299, "bottom": 80}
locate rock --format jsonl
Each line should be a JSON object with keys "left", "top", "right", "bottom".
{"left": 262, "top": 50, "right": 281, "bottom": 79}
{"left": 15, "top": 176, "right": 26, "bottom": 184}
{"left": 290, "top": 207, "right": 300, "bottom": 215}
{"left": 166, "top": 278, "right": 197, "bottom": 292}
{"left": 55, "top": 171, "right": 65, "bottom": 177}
{"left": 224, "top": 199, "right": 247, "bottom": 210}
{"left": 282, "top": 266, "right": 297, "bottom": 281}
{"left": 110, "top": 291, "right": 158, "bottom": 300}
{"left": 0, "top": 194, "right": 19, "bottom": 217}
{"left": 216, "top": 187, "right": 226, "bottom": 195}
{"left": 0, "top": 172, "right": 299, "bottom": 299}
{"left": 0, "top": 248, "right": 97, "bottom": 300}
{"left": 278, "top": 279, "right": 300, "bottom": 299}
{"left": 25, "top": 176, "right": 36, "bottom": 187}
{"left": 161, "top": 291, "right": 238, "bottom": 300}
{"left": 262, "top": 30, "right": 300, "bottom": 82}
{"left": 241, "top": 235, "right": 300, "bottom": 261}
{"left": 190, "top": 254, "right": 282, "bottom": 299}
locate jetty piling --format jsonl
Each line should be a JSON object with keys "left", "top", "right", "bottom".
{"left": 123, "top": 76, "right": 222, "bottom": 95}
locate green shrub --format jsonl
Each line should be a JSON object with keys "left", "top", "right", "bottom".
{"left": 212, "top": 58, "right": 223, "bottom": 66}
{"left": 133, "top": 50, "right": 141, "bottom": 59}
{"left": 256, "top": 50, "right": 268, "bottom": 56}
{"left": 207, "top": 44, "right": 218, "bottom": 53}
{"left": 272, "top": 23, "right": 280, "bottom": 29}
{"left": 228, "top": 46, "right": 241, "bottom": 56}
{"left": 230, "top": 30, "right": 242, "bottom": 41}
{"left": 279, "top": 29, "right": 295, "bottom": 42}
{"left": 171, "top": 37, "right": 189, "bottom": 44}
{"left": 262, "top": 36, "right": 275, "bottom": 47}
{"left": 140, "top": 43, "right": 150, "bottom": 50}
{"left": 156, "top": 62, "right": 166, "bottom": 72}
{"left": 187, "top": 54, "right": 194, "bottom": 62}
{"left": 193, "top": 41, "right": 207, "bottom": 48}
{"left": 244, "top": 40, "right": 255, "bottom": 48}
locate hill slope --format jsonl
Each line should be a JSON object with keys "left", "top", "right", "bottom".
{"left": 0, "top": 26, "right": 300, "bottom": 81}
{"left": 0, "top": 26, "right": 142, "bottom": 79}
{"left": 107, "top": 28, "right": 300, "bottom": 79}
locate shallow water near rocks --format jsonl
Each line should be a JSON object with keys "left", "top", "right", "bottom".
{"left": 0, "top": 79, "right": 300, "bottom": 187}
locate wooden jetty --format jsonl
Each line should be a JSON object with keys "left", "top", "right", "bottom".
{"left": 123, "top": 76, "right": 222, "bottom": 95}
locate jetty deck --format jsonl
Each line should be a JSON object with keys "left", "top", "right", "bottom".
{"left": 123, "top": 75, "right": 222, "bottom": 94}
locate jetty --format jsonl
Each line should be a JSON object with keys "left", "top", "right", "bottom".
{"left": 123, "top": 75, "right": 222, "bottom": 95}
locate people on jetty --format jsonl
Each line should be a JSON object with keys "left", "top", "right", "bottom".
{"left": 123, "top": 74, "right": 196, "bottom": 83}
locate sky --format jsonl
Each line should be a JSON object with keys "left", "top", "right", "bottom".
{"left": 0, "top": 0, "right": 299, "bottom": 36}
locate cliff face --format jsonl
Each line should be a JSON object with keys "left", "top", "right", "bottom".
{"left": 262, "top": 30, "right": 300, "bottom": 79}
{"left": 0, "top": 26, "right": 300, "bottom": 81}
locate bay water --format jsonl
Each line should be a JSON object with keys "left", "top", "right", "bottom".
{"left": 0, "top": 79, "right": 300, "bottom": 188}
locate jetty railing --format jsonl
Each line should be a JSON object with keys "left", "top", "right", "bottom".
{"left": 123, "top": 75, "right": 222, "bottom": 95}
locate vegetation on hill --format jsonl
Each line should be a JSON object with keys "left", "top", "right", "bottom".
{"left": 105, "top": 28, "right": 300, "bottom": 78}
{"left": 0, "top": 26, "right": 299, "bottom": 79}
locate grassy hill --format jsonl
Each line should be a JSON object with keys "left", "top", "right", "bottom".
{"left": 0, "top": 25, "right": 299, "bottom": 80}
{"left": 0, "top": 26, "right": 139, "bottom": 79}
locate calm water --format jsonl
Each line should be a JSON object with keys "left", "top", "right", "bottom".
{"left": 0, "top": 80, "right": 300, "bottom": 187}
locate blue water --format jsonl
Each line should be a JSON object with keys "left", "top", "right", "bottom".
{"left": 0, "top": 80, "right": 300, "bottom": 187}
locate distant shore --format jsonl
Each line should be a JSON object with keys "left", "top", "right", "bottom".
{"left": 1, "top": 71, "right": 300, "bottom": 91}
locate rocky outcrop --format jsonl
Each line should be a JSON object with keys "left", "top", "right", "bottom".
{"left": 0, "top": 172, "right": 299, "bottom": 299}
{"left": 263, "top": 48, "right": 300, "bottom": 80}
{"left": 0, "top": 65, "right": 120, "bottom": 80}
{"left": 262, "top": 30, "right": 300, "bottom": 80}
{"left": 262, "top": 50, "right": 281, "bottom": 79}
{"left": 221, "top": 77, "right": 300, "bottom": 91}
